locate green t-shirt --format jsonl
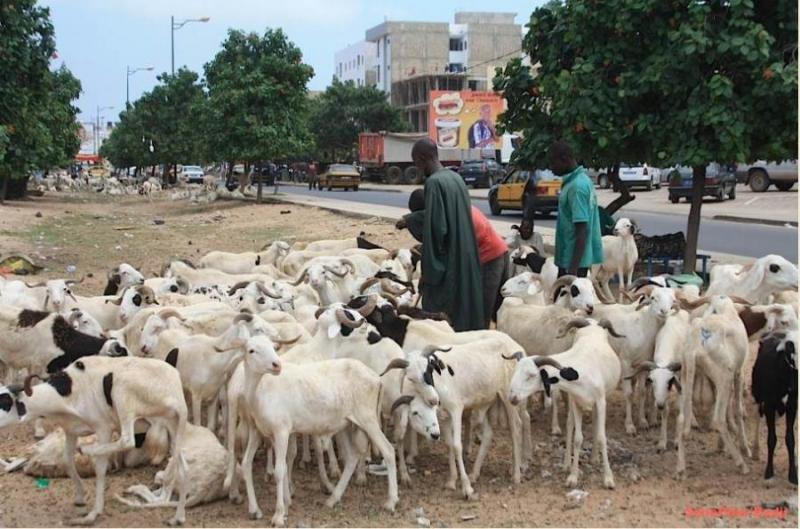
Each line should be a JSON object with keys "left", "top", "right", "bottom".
{"left": 555, "top": 166, "right": 604, "bottom": 269}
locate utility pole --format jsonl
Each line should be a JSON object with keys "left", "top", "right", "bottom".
{"left": 171, "top": 15, "right": 210, "bottom": 75}
{"left": 127, "top": 65, "right": 154, "bottom": 106}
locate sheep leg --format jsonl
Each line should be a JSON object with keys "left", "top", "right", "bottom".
{"left": 591, "top": 404, "right": 601, "bottom": 464}
{"left": 785, "top": 403, "right": 797, "bottom": 485}
{"left": 407, "top": 430, "right": 419, "bottom": 464}
{"left": 517, "top": 401, "right": 533, "bottom": 467}
{"left": 681, "top": 352, "right": 697, "bottom": 438}
{"left": 733, "top": 373, "right": 751, "bottom": 459}
{"left": 596, "top": 397, "right": 615, "bottom": 489}
{"left": 751, "top": 403, "right": 762, "bottom": 461}
{"left": 441, "top": 416, "right": 458, "bottom": 490}
{"left": 34, "top": 417, "right": 46, "bottom": 439}
{"left": 566, "top": 399, "right": 583, "bottom": 488}
{"left": 616, "top": 265, "right": 625, "bottom": 302}
{"left": 224, "top": 402, "right": 242, "bottom": 503}
{"left": 314, "top": 436, "right": 335, "bottom": 494}
{"left": 657, "top": 399, "right": 669, "bottom": 452}
{"left": 563, "top": 400, "right": 574, "bottom": 471}
{"left": 711, "top": 380, "right": 748, "bottom": 475}
{"left": 301, "top": 434, "right": 312, "bottom": 468}
{"left": 325, "top": 436, "right": 341, "bottom": 478}
{"left": 449, "top": 408, "right": 475, "bottom": 500}
{"left": 191, "top": 393, "right": 203, "bottom": 427}
{"left": 325, "top": 430, "right": 358, "bottom": 508}
{"left": 266, "top": 440, "right": 274, "bottom": 479}
{"left": 241, "top": 427, "right": 263, "bottom": 520}
{"left": 207, "top": 394, "right": 219, "bottom": 433}
{"left": 359, "top": 419, "right": 399, "bottom": 512}
{"left": 498, "top": 396, "right": 522, "bottom": 483}
{"left": 464, "top": 410, "right": 474, "bottom": 458}
{"left": 764, "top": 408, "right": 777, "bottom": 481}
{"left": 63, "top": 432, "right": 87, "bottom": 507}
{"left": 393, "top": 408, "right": 412, "bottom": 486}
{"left": 468, "top": 407, "right": 492, "bottom": 483}
{"left": 286, "top": 435, "right": 297, "bottom": 501}
{"left": 675, "top": 390, "right": 687, "bottom": 479}
{"left": 621, "top": 375, "right": 637, "bottom": 435}
{"left": 69, "top": 429, "right": 112, "bottom": 526}
{"left": 635, "top": 373, "right": 650, "bottom": 430}
{"left": 271, "top": 430, "right": 290, "bottom": 527}
{"left": 80, "top": 416, "right": 137, "bottom": 457}
{"left": 550, "top": 387, "right": 562, "bottom": 436}
{"left": 626, "top": 267, "right": 634, "bottom": 298}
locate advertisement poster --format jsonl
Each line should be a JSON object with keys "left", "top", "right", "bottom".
{"left": 428, "top": 90, "right": 504, "bottom": 150}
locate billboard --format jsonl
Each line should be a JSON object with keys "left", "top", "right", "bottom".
{"left": 428, "top": 90, "right": 504, "bottom": 150}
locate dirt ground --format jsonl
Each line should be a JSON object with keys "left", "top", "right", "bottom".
{"left": 0, "top": 193, "right": 797, "bottom": 528}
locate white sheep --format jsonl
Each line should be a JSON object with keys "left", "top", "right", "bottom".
{"left": 707, "top": 254, "right": 798, "bottom": 303}
{"left": 593, "top": 217, "right": 639, "bottom": 302}
{"left": 199, "top": 242, "right": 291, "bottom": 275}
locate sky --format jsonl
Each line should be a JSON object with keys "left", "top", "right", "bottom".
{"left": 41, "top": 0, "right": 542, "bottom": 124}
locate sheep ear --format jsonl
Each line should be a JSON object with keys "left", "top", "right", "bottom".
{"left": 559, "top": 367, "right": 579, "bottom": 381}
{"left": 526, "top": 282, "right": 539, "bottom": 296}
{"left": 327, "top": 323, "right": 341, "bottom": 339}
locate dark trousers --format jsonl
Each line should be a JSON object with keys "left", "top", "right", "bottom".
{"left": 482, "top": 252, "right": 509, "bottom": 328}
{"left": 557, "top": 267, "right": 588, "bottom": 278}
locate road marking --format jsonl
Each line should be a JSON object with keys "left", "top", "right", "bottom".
{"left": 744, "top": 197, "right": 760, "bottom": 205}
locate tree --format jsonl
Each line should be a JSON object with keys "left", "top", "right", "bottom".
{"left": 204, "top": 28, "right": 314, "bottom": 202}
{"left": 36, "top": 66, "right": 82, "bottom": 171}
{"left": 309, "top": 79, "right": 407, "bottom": 161}
{"left": 495, "top": 0, "right": 797, "bottom": 271}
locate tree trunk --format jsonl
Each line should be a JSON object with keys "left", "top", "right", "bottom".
{"left": 256, "top": 162, "right": 263, "bottom": 204}
{"left": 683, "top": 165, "right": 706, "bottom": 274}
{"left": 150, "top": 165, "right": 155, "bottom": 177}
{"left": 0, "top": 172, "right": 8, "bottom": 204}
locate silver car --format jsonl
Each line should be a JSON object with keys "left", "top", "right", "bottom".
{"left": 735, "top": 160, "right": 797, "bottom": 192}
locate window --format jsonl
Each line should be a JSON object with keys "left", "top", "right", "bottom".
{"left": 447, "top": 63, "right": 464, "bottom": 73}
{"left": 449, "top": 38, "right": 464, "bottom": 51}
{"left": 377, "top": 42, "right": 380, "bottom": 58}
{"left": 468, "top": 80, "right": 478, "bottom": 91}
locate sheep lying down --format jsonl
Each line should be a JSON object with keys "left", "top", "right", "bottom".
{"left": 116, "top": 423, "right": 237, "bottom": 509}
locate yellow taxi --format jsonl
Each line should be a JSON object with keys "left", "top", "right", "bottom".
{"left": 488, "top": 168, "right": 562, "bottom": 216}
{"left": 88, "top": 165, "right": 109, "bottom": 178}
{"left": 319, "top": 164, "right": 361, "bottom": 191}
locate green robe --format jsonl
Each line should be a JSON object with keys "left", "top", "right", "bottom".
{"left": 416, "top": 169, "right": 484, "bottom": 331}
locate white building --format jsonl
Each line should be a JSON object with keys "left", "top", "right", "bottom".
{"left": 333, "top": 41, "right": 376, "bottom": 87}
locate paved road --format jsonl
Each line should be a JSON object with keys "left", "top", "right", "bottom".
{"left": 281, "top": 186, "right": 798, "bottom": 261}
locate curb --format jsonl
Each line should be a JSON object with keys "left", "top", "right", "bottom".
{"left": 712, "top": 215, "right": 797, "bottom": 228}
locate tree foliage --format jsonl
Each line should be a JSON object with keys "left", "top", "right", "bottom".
{"left": 494, "top": 0, "right": 797, "bottom": 269}
{"left": 1, "top": 0, "right": 82, "bottom": 200}
{"left": 309, "top": 79, "right": 407, "bottom": 161}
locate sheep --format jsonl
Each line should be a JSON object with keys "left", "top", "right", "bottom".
{"left": 751, "top": 331, "right": 797, "bottom": 484}
{"left": 67, "top": 308, "right": 106, "bottom": 338}
{"left": 0, "top": 306, "right": 129, "bottom": 383}
{"left": 199, "top": 242, "right": 291, "bottom": 275}
{"left": 234, "top": 335, "right": 398, "bottom": 526}
{"left": 378, "top": 248, "right": 416, "bottom": 284}
{"left": 381, "top": 341, "right": 523, "bottom": 499}
{"left": 303, "top": 254, "right": 379, "bottom": 279}
{"left": 593, "top": 218, "right": 639, "bottom": 302}
{"left": 10, "top": 356, "right": 190, "bottom": 525}
{"left": 0, "top": 279, "right": 42, "bottom": 310}
{"left": 675, "top": 295, "right": 752, "bottom": 479}
{"left": 706, "top": 254, "right": 798, "bottom": 304}
{"left": 499, "top": 272, "right": 546, "bottom": 305}
{"left": 590, "top": 286, "right": 677, "bottom": 434}
{"left": 21, "top": 277, "right": 84, "bottom": 313}
{"left": 770, "top": 289, "right": 799, "bottom": 315}
{"left": 297, "top": 237, "right": 358, "bottom": 254}
{"left": 103, "top": 263, "right": 145, "bottom": 295}
{"left": 145, "top": 276, "right": 190, "bottom": 296}
{"left": 116, "top": 423, "right": 237, "bottom": 509}
{"left": 72, "top": 284, "right": 159, "bottom": 331}
{"left": 290, "top": 260, "right": 361, "bottom": 306}
{"left": 506, "top": 317, "right": 623, "bottom": 489}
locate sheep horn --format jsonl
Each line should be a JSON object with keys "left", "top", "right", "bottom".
{"left": 390, "top": 395, "right": 414, "bottom": 413}
{"left": 233, "top": 313, "right": 253, "bottom": 324}
{"left": 256, "top": 282, "right": 282, "bottom": 299}
{"left": 556, "top": 317, "right": 591, "bottom": 339}
{"left": 626, "top": 360, "right": 658, "bottom": 379}
{"left": 549, "top": 275, "right": 577, "bottom": 303}
{"left": 678, "top": 296, "right": 711, "bottom": 311}
{"left": 290, "top": 267, "right": 310, "bottom": 286}
{"left": 380, "top": 358, "right": 410, "bottom": 376}
{"left": 24, "top": 281, "right": 47, "bottom": 288}
{"left": 666, "top": 361, "right": 682, "bottom": 372}
{"left": 533, "top": 356, "right": 564, "bottom": 370}
{"left": 628, "top": 277, "right": 661, "bottom": 292}
{"left": 421, "top": 345, "right": 452, "bottom": 358}
{"left": 273, "top": 334, "right": 301, "bottom": 346}
{"left": 380, "top": 278, "right": 409, "bottom": 296}
{"left": 323, "top": 264, "right": 349, "bottom": 278}
{"left": 335, "top": 308, "right": 364, "bottom": 328}
{"left": 355, "top": 295, "right": 378, "bottom": 317}
{"left": 633, "top": 285, "right": 655, "bottom": 298}
{"left": 259, "top": 241, "right": 273, "bottom": 251}
{"left": 359, "top": 277, "right": 381, "bottom": 293}
{"left": 382, "top": 292, "right": 400, "bottom": 308}
{"left": 388, "top": 249, "right": 399, "bottom": 259}
{"left": 65, "top": 276, "right": 86, "bottom": 286}
{"left": 23, "top": 374, "right": 42, "bottom": 397}
{"left": 158, "top": 309, "right": 185, "bottom": 321}
{"left": 227, "top": 281, "right": 252, "bottom": 296}
{"left": 592, "top": 279, "right": 616, "bottom": 304}
{"left": 502, "top": 351, "right": 524, "bottom": 361}
{"left": 598, "top": 319, "right": 625, "bottom": 338}
{"left": 137, "top": 285, "right": 158, "bottom": 304}
{"left": 340, "top": 258, "right": 356, "bottom": 274}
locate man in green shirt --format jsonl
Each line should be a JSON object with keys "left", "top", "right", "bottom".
{"left": 549, "top": 141, "right": 603, "bottom": 277}
{"left": 410, "top": 138, "right": 484, "bottom": 331}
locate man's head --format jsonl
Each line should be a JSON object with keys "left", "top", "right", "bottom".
{"left": 479, "top": 104, "right": 492, "bottom": 122}
{"left": 412, "top": 138, "right": 441, "bottom": 177}
{"left": 546, "top": 141, "right": 577, "bottom": 176}
{"left": 409, "top": 188, "right": 425, "bottom": 212}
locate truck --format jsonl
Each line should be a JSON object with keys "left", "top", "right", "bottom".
{"left": 358, "top": 131, "right": 517, "bottom": 184}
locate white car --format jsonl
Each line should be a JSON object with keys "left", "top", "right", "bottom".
{"left": 619, "top": 163, "right": 661, "bottom": 190}
{"left": 179, "top": 165, "right": 204, "bottom": 184}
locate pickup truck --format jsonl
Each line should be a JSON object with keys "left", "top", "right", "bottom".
{"left": 735, "top": 160, "right": 797, "bottom": 192}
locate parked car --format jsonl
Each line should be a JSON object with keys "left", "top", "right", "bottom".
{"left": 250, "top": 162, "right": 276, "bottom": 186}
{"left": 488, "top": 167, "right": 561, "bottom": 216}
{"left": 734, "top": 160, "right": 798, "bottom": 192}
{"left": 179, "top": 165, "right": 204, "bottom": 184}
{"left": 459, "top": 159, "right": 504, "bottom": 188}
{"left": 585, "top": 167, "right": 610, "bottom": 188}
{"left": 319, "top": 163, "right": 361, "bottom": 191}
{"left": 667, "top": 163, "right": 737, "bottom": 203}
{"left": 619, "top": 163, "right": 661, "bottom": 190}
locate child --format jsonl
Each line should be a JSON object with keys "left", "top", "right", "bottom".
{"left": 397, "top": 188, "right": 508, "bottom": 328}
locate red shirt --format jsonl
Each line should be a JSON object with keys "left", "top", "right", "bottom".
{"left": 471, "top": 206, "right": 507, "bottom": 264}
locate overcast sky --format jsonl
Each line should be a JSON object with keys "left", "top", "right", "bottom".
{"left": 41, "top": 0, "right": 542, "bottom": 124}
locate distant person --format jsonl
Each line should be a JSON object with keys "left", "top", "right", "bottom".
{"left": 399, "top": 188, "right": 508, "bottom": 328}
{"left": 405, "top": 138, "right": 483, "bottom": 331}
{"left": 308, "top": 161, "right": 318, "bottom": 190}
{"left": 467, "top": 104, "right": 497, "bottom": 149}
{"left": 548, "top": 141, "right": 603, "bottom": 277}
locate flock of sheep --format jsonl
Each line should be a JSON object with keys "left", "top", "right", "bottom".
{"left": 0, "top": 219, "right": 797, "bottom": 527}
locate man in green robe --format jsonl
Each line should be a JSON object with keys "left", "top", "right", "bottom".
{"left": 409, "top": 138, "right": 484, "bottom": 331}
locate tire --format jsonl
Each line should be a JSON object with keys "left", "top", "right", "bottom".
{"left": 353, "top": 186, "right": 359, "bottom": 191}
{"left": 598, "top": 174, "right": 609, "bottom": 189}
{"left": 489, "top": 195, "right": 502, "bottom": 216}
{"left": 775, "top": 181, "right": 795, "bottom": 191}
{"left": 749, "top": 169, "right": 770, "bottom": 192}
{"left": 328, "top": 186, "right": 332, "bottom": 191}
{"left": 386, "top": 166, "right": 402, "bottom": 185}
{"left": 669, "top": 195, "right": 679, "bottom": 204}
{"left": 405, "top": 166, "right": 423, "bottom": 185}
{"left": 716, "top": 187, "right": 726, "bottom": 202}
{"left": 646, "top": 181, "right": 653, "bottom": 191}
{"left": 655, "top": 181, "right": 661, "bottom": 190}
{"left": 728, "top": 184, "right": 736, "bottom": 199}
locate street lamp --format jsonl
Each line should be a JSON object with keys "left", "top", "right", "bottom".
{"left": 95, "top": 105, "right": 114, "bottom": 155}
{"left": 171, "top": 16, "right": 210, "bottom": 74}
{"left": 126, "top": 65, "right": 154, "bottom": 106}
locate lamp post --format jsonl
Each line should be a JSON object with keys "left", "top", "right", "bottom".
{"left": 171, "top": 16, "right": 210, "bottom": 74}
{"left": 95, "top": 105, "right": 114, "bottom": 155}
{"left": 126, "top": 65, "right": 154, "bottom": 106}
